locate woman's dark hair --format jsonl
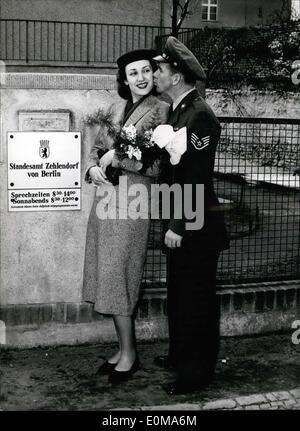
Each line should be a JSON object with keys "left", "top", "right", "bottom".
{"left": 117, "top": 58, "right": 158, "bottom": 100}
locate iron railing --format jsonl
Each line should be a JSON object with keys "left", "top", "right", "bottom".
{"left": 0, "top": 19, "right": 176, "bottom": 66}
{"left": 143, "top": 117, "right": 300, "bottom": 287}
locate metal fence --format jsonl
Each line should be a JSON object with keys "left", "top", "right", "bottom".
{"left": 2, "top": 19, "right": 299, "bottom": 90}
{"left": 0, "top": 19, "right": 174, "bottom": 66}
{"left": 143, "top": 117, "right": 300, "bottom": 288}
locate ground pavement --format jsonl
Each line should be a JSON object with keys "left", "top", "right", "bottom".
{"left": 0, "top": 332, "right": 299, "bottom": 411}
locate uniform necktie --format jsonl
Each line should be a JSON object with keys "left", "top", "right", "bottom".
{"left": 168, "top": 104, "right": 174, "bottom": 121}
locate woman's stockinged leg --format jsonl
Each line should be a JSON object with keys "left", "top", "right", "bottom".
{"left": 107, "top": 321, "right": 121, "bottom": 365}
{"left": 112, "top": 314, "right": 137, "bottom": 371}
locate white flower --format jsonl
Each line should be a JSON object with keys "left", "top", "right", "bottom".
{"left": 126, "top": 145, "right": 135, "bottom": 159}
{"left": 122, "top": 124, "right": 137, "bottom": 141}
{"left": 132, "top": 147, "right": 142, "bottom": 161}
{"left": 125, "top": 145, "right": 142, "bottom": 161}
{"left": 152, "top": 125, "right": 175, "bottom": 148}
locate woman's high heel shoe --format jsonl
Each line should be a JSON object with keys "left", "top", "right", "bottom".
{"left": 108, "top": 358, "right": 140, "bottom": 384}
{"left": 96, "top": 360, "right": 117, "bottom": 375}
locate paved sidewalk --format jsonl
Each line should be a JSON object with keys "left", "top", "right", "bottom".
{"left": 125, "top": 388, "right": 300, "bottom": 411}
{"left": 0, "top": 332, "right": 299, "bottom": 410}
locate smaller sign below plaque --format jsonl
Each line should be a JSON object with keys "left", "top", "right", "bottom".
{"left": 8, "top": 188, "right": 80, "bottom": 211}
{"left": 8, "top": 132, "right": 81, "bottom": 212}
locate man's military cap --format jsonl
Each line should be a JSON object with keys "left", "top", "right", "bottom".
{"left": 153, "top": 36, "right": 206, "bottom": 81}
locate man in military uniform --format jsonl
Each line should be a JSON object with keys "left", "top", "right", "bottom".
{"left": 153, "top": 37, "right": 229, "bottom": 395}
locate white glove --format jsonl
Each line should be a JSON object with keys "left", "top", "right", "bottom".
{"left": 165, "top": 127, "right": 187, "bottom": 165}
{"left": 152, "top": 125, "right": 187, "bottom": 165}
{"left": 89, "top": 166, "right": 111, "bottom": 185}
{"left": 152, "top": 125, "right": 175, "bottom": 148}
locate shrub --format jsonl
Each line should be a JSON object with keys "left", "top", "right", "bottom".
{"left": 178, "top": 20, "right": 300, "bottom": 90}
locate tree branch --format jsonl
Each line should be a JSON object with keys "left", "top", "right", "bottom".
{"left": 176, "top": 0, "right": 190, "bottom": 32}
{"left": 172, "top": 0, "right": 180, "bottom": 36}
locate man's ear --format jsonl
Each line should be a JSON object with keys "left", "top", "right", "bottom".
{"left": 172, "top": 73, "right": 181, "bottom": 86}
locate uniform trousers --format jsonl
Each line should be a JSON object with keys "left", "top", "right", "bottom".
{"left": 167, "top": 242, "right": 221, "bottom": 384}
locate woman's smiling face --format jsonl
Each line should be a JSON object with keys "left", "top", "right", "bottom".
{"left": 125, "top": 60, "right": 154, "bottom": 102}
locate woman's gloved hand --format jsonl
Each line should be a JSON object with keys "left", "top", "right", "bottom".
{"left": 89, "top": 165, "right": 112, "bottom": 185}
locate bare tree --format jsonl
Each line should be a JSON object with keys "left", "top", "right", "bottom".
{"left": 170, "top": 0, "right": 200, "bottom": 36}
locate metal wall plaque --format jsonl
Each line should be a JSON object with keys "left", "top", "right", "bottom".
{"left": 18, "top": 112, "right": 70, "bottom": 132}
{"left": 7, "top": 132, "right": 81, "bottom": 212}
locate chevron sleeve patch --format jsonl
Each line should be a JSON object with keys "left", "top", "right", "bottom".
{"left": 191, "top": 133, "right": 210, "bottom": 151}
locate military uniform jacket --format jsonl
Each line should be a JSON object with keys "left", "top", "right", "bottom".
{"left": 164, "top": 89, "right": 229, "bottom": 251}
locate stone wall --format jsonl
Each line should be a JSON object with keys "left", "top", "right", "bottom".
{"left": 1, "top": 281, "right": 299, "bottom": 347}
{"left": 0, "top": 74, "right": 119, "bottom": 306}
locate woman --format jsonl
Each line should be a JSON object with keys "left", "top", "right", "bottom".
{"left": 83, "top": 49, "right": 169, "bottom": 384}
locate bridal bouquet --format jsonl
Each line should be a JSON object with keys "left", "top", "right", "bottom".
{"left": 106, "top": 124, "right": 187, "bottom": 184}
{"left": 97, "top": 124, "right": 164, "bottom": 185}
{"left": 113, "top": 124, "right": 162, "bottom": 173}
{"left": 114, "top": 123, "right": 187, "bottom": 166}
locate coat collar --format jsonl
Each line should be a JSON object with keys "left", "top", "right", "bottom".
{"left": 124, "top": 95, "right": 158, "bottom": 126}
{"left": 113, "top": 95, "right": 158, "bottom": 127}
{"left": 168, "top": 89, "right": 200, "bottom": 126}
